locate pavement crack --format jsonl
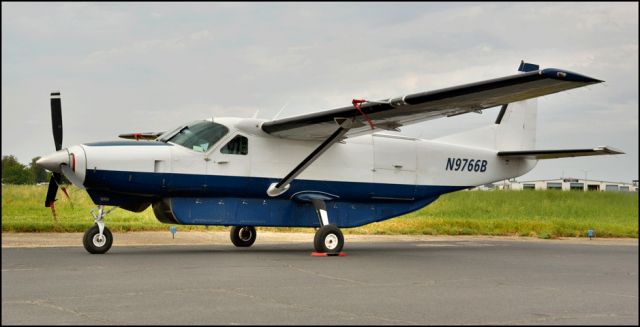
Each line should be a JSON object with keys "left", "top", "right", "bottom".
{"left": 1, "top": 268, "right": 39, "bottom": 272}
{"left": 483, "top": 312, "right": 632, "bottom": 325}
{"left": 286, "top": 264, "right": 369, "bottom": 286}
{"left": 4, "top": 299, "right": 117, "bottom": 324}
{"left": 583, "top": 290, "right": 638, "bottom": 299}
{"left": 216, "top": 287, "right": 420, "bottom": 325}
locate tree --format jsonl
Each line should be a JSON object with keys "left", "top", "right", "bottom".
{"left": 1, "top": 155, "right": 32, "bottom": 184}
{"left": 29, "top": 156, "right": 49, "bottom": 183}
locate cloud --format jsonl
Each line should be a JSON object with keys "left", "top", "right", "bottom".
{"left": 83, "top": 29, "right": 215, "bottom": 65}
{"left": 2, "top": 2, "right": 638, "bottom": 183}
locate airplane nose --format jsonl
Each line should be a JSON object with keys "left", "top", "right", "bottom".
{"left": 36, "top": 149, "right": 69, "bottom": 173}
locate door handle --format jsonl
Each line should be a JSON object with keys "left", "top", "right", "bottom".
{"left": 217, "top": 161, "right": 229, "bottom": 164}
{"left": 393, "top": 164, "right": 403, "bottom": 169}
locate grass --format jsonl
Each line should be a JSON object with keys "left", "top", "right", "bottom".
{"left": 1, "top": 184, "right": 637, "bottom": 238}
{"left": 349, "top": 190, "right": 638, "bottom": 238}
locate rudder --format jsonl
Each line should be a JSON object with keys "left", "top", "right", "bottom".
{"left": 494, "top": 98, "right": 537, "bottom": 151}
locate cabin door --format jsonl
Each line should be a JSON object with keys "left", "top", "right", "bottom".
{"left": 372, "top": 135, "right": 417, "bottom": 200}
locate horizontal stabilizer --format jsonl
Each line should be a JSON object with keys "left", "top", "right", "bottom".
{"left": 497, "top": 146, "right": 624, "bottom": 160}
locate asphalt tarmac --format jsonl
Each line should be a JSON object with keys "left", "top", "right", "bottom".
{"left": 2, "top": 233, "right": 638, "bottom": 325}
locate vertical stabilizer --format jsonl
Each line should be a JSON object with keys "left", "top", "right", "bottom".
{"left": 494, "top": 98, "right": 537, "bottom": 150}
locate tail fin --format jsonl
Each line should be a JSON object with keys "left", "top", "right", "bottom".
{"left": 432, "top": 61, "right": 623, "bottom": 165}
{"left": 433, "top": 61, "right": 538, "bottom": 151}
{"left": 493, "top": 97, "right": 537, "bottom": 150}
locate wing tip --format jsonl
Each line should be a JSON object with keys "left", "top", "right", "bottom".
{"left": 595, "top": 146, "right": 625, "bottom": 154}
{"left": 541, "top": 68, "right": 604, "bottom": 83}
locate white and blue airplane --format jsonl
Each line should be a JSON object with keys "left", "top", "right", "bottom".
{"left": 37, "top": 61, "right": 623, "bottom": 254}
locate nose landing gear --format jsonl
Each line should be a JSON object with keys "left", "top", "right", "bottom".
{"left": 83, "top": 205, "right": 117, "bottom": 254}
{"left": 83, "top": 224, "right": 113, "bottom": 254}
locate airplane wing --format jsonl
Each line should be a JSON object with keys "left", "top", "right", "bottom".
{"left": 497, "top": 146, "right": 624, "bottom": 160}
{"left": 261, "top": 67, "right": 602, "bottom": 140}
{"left": 118, "top": 132, "right": 165, "bottom": 141}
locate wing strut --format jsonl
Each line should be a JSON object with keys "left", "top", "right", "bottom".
{"left": 266, "top": 119, "right": 354, "bottom": 197}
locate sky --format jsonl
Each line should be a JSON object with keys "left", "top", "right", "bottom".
{"left": 2, "top": 2, "right": 638, "bottom": 183}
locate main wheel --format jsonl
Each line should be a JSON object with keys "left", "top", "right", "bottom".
{"left": 82, "top": 224, "right": 113, "bottom": 254}
{"left": 314, "top": 225, "right": 344, "bottom": 254}
{"left": 230, "top": 226, "right": 256, "bottom": 247}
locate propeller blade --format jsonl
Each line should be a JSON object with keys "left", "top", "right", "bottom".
{"left": 44, "top": 174, "right": 59, "bottom": 207}
{"left": 50, "top": 202, "right": 59, "bottom": 225}
{"left": 45, "top": 92, "right": 64, "bottom": 224}
{"left": 59, "top": 186, "right": 74, "bottom": 209}
{"left": 51, "top": 92, "right": 63, "bottom": 151}
{"left": 60, "top": 164, "right": 85, "bottom": 189}
{"left": 53, "top": 171, "right": 62, "bottom": 184}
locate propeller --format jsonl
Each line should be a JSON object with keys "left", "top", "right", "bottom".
{"left": 42, "top": 92, "right": 73, "bottom": 223}
{"left": 44, "top": 174, "right": 59, "bottom": 208}
{"left": 51, "top": 92, "right": 63, "bottom": 151}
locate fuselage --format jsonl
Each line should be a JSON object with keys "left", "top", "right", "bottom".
{"left": 53, "top": 117, "right": 537, "bottom": 228}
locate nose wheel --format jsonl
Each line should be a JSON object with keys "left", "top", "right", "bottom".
{"left": 83, "top": 224, "right": 113, "bottom": 254}
{"left": 82, "top": 205, "right": 116, "bottom": 254}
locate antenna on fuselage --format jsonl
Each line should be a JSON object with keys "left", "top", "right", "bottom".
{"left": 272, "top": 100, "right": 289, "bottom": 120}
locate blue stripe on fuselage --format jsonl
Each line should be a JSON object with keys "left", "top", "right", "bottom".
{"left": 84, "top": 169, "right": 466, "bottom": 202}
{"left": 83, "top": 170, "right": 468, "bottom": 228}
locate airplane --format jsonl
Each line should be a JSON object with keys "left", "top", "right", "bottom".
{"left": 36, "top": 61, "right": 623, "bottom": 255}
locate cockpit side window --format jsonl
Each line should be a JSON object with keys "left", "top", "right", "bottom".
{"left": 221, "top": 135, "right": 248, "bottom": 155}
{"left": 165, "top": 121, "right": 229, "bottom": 153}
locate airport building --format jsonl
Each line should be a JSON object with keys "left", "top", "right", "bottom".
{"left": 475, "top": 178, "right": 638, "bottom": 192}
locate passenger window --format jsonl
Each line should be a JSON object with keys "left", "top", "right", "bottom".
{"left": 221, "top": 135, "right": 248, "bottom": 155}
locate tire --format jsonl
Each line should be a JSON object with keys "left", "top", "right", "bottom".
{"left": 313, "top": 225, "right": 344, "bottom": 254}
{"left": 83, "top": 224, "right": 113, "bottom": 254}
{"left": 230, "top": 226, "right": 256, "bottom": 247}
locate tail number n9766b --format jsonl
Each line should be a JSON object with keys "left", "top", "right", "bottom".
{"left": 445, "top": 158, "right": 487, "bottom": 172}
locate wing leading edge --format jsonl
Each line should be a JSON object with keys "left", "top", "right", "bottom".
{"left": 261, "top": 66, "right": 602, "bottom": 140}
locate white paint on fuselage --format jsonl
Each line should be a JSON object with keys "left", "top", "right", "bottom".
{"left": 80, "top": 117, "right": 536, "bottom": 189}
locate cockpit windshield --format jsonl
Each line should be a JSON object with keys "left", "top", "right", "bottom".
{"left": 161, "top": 120, "right": 229, "bottom": 153}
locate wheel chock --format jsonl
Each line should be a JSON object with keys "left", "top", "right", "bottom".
{"left": 311, "top": 251, "right": 345, "bottom": 257}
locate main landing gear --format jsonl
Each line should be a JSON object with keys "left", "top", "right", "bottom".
{"left": 311, "top": 199, "right": 344, "bottom": 255}
{"left": 83, "top": 205, "right": 116, "bottom": 254}
{"left": 314, "top": 225, "right": 344, "bottom": 254}
{"left": 230, "top": 226, "right": 257, "bottom": 247}
{"left": 228, "top": 199, "right": 344, "bottom": 255}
